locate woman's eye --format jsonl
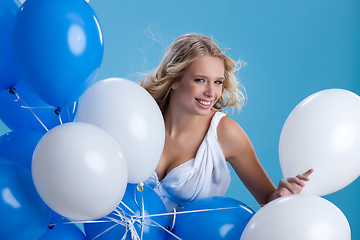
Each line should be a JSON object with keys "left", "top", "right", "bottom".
{"left": 215, "top": 80, "right": 224, "bottom": 85}
{"left": 195, "top": 78, "right": 205, "bottom": 82}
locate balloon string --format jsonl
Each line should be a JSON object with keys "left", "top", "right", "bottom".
{"left": 53, "top": 107, "right": 63, "bottom": 125}
{"left": 66, "top": 106, "right": 71, "bottom": 122}
{"left": 170, "top": 208, "right": 177, "bottom": 231}
{"left": 9, "top": 87, "right": 49, "bottom": 132}
{"left": 64, "top": 205, "right": 251, "bottom": 225}
{"left": 20, "top": 103, "right": 65, "bottom": 125}
{"left": 22, "top": 101, "right": 76, "bottom": 125}
{"left": 148, "top": 218, "right": 182, "bottom": 240}
{"left": 117, "top": 203, "right": 142, "bottom": 240}
{"left": 107, "top": 209, "right": 135, "bottom": 240}
{"left": 120, "top": 195, "right": 182, "bottom": 240}
{"left": 92, "top": 223, "right": 119, "bottom": 240}
{"left": 52, "top": 204, "right": 252, "bottom": 240}
{"left": 127, "top": 191, "right": 144, "bottom": 240}
{"left": 50, "top": 220, "right": 108, "bottom": 226}
{"left": 140, "top": 190, "right": 145, "bottom": 239}
{"left": 145, "top": 205, "right": 252, "bottom": 218}
{"left": 108, "top": 212, "right": 140, "bottom": 240}
{"left": 129, "top": 218, "right": 140, "bottom": 240}
{"left": 120, "top": 201, "right": 137, "bottom": 216}
{"left": 72, "top": 100, "right": 77, "bottom": 117}
{"left": 21, "top": 106, "right": 54, "bottom": 109}
{"left": 117, "top": 195, "right": 182, "bottom": 240}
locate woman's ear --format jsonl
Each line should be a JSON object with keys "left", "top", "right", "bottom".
{"left": 171, "top": 81, "right": 179, "bottom": 90}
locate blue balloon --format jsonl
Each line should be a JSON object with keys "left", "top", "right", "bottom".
{"left": 38, "top": 209, "right": 86, "bottom": 240}
{"left": 84, "top": 184, "right": 170, "bottom": 240}
{"left": 0, "top": 80, "right": 77, "bottom": 133}
{"left": 0, "top": 159, "right": 50, "bottom": 239}
{"left": 49, "top": 209, "right": 71, "bottom": 225}
{"left": 12, "top": 0, "right": 104, "bottom": 107}
{"left": 39, "top": 224, "right": 86, "bottom": 240}
{"left": 171, "top": 196, "right": 255, "bottom": 240}
{"left": 0, "top": 0, "right": 20, "bottom": 89}
{"left": 0, "top": 130, "right": 44, "bottom": 169}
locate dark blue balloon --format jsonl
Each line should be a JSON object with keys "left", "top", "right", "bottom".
{"left": 0, "top": 80, "right": 77, "bottom": 133}
{"left": 12, "top": 0, "right": 104, "bottom": 107}
{"left": 0, "top": 159, "right": 50, "bottom": 239}
{"left": 0, "top": 130, "right": 44, "bottom": 169}
{"left": 84, "top": 184, "right": 170, "bottom": 240}
{"left": 39, "top": 223, "right": 86, "bottom": 240}
{"left": 171, "top": 196, "right": 255, "bottom": 240}
{"left": 0, "top": 0, "right": 20, "bottom": 89}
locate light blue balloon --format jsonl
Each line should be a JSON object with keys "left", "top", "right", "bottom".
{"left": 0, "top": 159, "right": 50, "bottom": 239}
{"left": 172, "top": 196, "right": 255, "bottom": 240}
{"left": 0, "top": 0, "right": 20, "bottom": 89}
{"left": 12, "top": 0, "right": 104, "bottom": 107}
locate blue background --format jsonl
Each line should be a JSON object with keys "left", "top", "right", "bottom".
{"left": 1, "top": 0, "right": 359, "bottom": 238}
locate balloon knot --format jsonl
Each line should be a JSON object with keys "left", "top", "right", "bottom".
{"left": 9, "top": 87, "right": 16, "bottom": 94}
{"left": 137, "top": 182, "right": 144, "bottom": 192}
{"left": 54, "top": 107, "right": 61, "bottom": 115}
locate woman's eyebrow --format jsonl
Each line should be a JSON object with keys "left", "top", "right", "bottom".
{"left": 193, "top": 74, "right": 225, "bottom": 80}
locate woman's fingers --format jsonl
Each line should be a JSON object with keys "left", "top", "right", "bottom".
{"left": 288, "top": 169, "right": 314, "bottom": 189}
{"left": 302, "top": 168, "right": 314, "bottom": 178}
{"left": 296, "top": 174, "right": 310, "bottom": 181}
{"left": 288, "top": 177, "right": 305, "bottom": 187}
{"left": 274, "top": 169, "right": 314, "bottom": 200}
{"left": 295, "top": 168, "right": 314, "bottom": 181}
{"left": 279, "top": 179, "right": 297, "bottom": 194}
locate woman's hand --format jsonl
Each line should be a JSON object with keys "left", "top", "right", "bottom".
{"left": 272, "top": 169, "right": 314, "bottom": 200}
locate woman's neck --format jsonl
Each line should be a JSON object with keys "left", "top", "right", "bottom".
{"left": 164, "top": 110, "right": 196, "bottom": 137}
{"left": 163, "top": 102, "right": 214, "bottom": 137}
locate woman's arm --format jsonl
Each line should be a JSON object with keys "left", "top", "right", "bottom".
{"left": 217, "top": 116, "right": 312, "bottom": 206}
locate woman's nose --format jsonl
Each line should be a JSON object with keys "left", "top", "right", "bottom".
{"left": 204, "top": 83, "right": 215, "bottom": 97}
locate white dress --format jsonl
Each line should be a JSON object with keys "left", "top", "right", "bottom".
{"left": 144, "top": 112, "right": 231, "bottom": 212}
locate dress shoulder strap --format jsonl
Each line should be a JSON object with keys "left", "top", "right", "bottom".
{"left": 208, "top": 111, "right": 226, "bottom": 140}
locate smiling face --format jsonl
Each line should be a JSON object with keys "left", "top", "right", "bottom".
{"left": 170, "top": 55, "right": 225, "bottom": 116}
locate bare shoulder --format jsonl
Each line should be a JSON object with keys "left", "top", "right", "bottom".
{"left": 217, "top": 115, "right": 276, "bottom": 205}
{"left": 217, "top": 116, "right": 252, "bottom": 159}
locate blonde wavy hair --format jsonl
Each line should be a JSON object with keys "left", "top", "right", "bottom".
{"left": 140, "top": 33, "right": 246, "bottom": 114}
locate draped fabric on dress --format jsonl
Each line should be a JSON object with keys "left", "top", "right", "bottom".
{"left": 144, "top": 112, "right": 231, "bottom": 212}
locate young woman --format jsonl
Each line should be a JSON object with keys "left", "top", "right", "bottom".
{"left": 141, "top": 33, "right": 313, "bottom": 212}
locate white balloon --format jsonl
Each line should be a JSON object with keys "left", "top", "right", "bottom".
{"left": 241, "top": 195, "right": 351, "bottom": 240}
{"left": 279, "top": 89, "right": 360, "bottom": 196}
{"left": 76, "top": 78, "right": 165, "bottom": 183}
{"left": 32, "top": 122, "right": 128, "bottom": 221}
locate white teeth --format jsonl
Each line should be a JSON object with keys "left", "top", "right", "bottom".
{"left": 198, "top": 100, "right": 211, "bottom": 106}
